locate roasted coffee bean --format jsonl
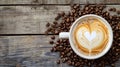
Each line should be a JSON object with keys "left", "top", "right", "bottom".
{"left": 56, "top": 60, "right": 60, "bottom": 64}
{"left": 109, "top": 8, "right": 116, "bottom": 12}
{"left": 50, "top": 47, "right": 54, "bottom": 52}
{"left": 47, "top": 27, "right": 52, "bottom": 32}
{"left": 45, "top": 31, "right": 48, "bottom": 35}
{"left": 51, "top": 24, "right": 56, "bottom": 28}
{"left": 73, "top": 5, "right": 77, "bottom": 9}
{"left": 53, "top": 21, "right": 58, "bottom": 24}
{"left": 67, "top": 12, "right": 71, "bottom": 16}
{"left": 70, "top": 12, "right": 74, "bottom": 16}
{"left": 65, "top": 57, "right": 68, "bottom": 61}
{"left": 61, "top": 52, "right": 65, "bottom": 55}
{"left": 76, "top": 8, "right": 80, "bottom": 12}
{"left": 55, "top": 42, "right": 60, "bottom": 46}
{"left": 111, "top": 64, "right": 115, "bottom": 67}
{"left": 67, "top": 52, "right": 71, "bottom": 56}
{"left": 70, "top": 17, "right": 75, "bottom": 22}
{"left": 67, "top": 60, "right": 72, "bottom": 65}
{"left": 60, "top": 11, "right": 65, "bottom": 16}
{"left": 62, "top": 58, "right": 66, "bottom": 63}
{"left": 117, "top": 10, "right": 120, "bottom": 14}
{"left": 99, "top": 6, "right": 103, "bottom": 10}
{"left": 49, "top": 41, "right": 54, "bottom": 44}
{"left": 56, "top": 39, "right": 60, "bottom": 43}
{"left": 109, "top": 16, "right": 113, "bottom": 20}
{"left": 85, "top": 7, "right": 89, "bottom": 11}
{"left": 71, "top": 62, "right": 75, "bottom": 65}
{"left": 76, "top": 4, "right": 80, "bottom": 8}
{"left": 46, "top": 22, "right": 50, "bottom": 27}
{"left": 104, "top": 11, "right": 109, "bottom": 16}
{"left": 54, "top": 30, "right": 59, "bottom": 34}
{"left": 55, "top": 13, "right": 61, "bottom": 20}
{"left": 87, "top": 62, "right": 92, "bottom": 67}
{"left": 72, "top": 9, "right": 76, "bottom": 13}
{"left": 51, "top": 36, "right": 55, "bottom": 40}
{"left": 66, "top": 17, "right": 70, "bottom": 23}
{"left": 73, "top": 55, "right": 77, "bottom": 58}
{"left": 60, "top": 55, "right": 64, "bottom": 58}
{"left": 51, "top": 47, "right": 57, "bottom": 52}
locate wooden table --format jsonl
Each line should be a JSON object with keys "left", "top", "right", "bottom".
{"left": 0, "top": 0, "right": 119, "bottom": 67}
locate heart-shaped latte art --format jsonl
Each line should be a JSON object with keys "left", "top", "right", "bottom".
{"left": 74, "top": 19, "right": 109, "bottom": 55}
{"left": 84, "top": 31, "right": 96, "bottom": 42}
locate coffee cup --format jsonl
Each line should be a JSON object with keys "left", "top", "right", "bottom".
{"left": 59, "top": 14, "right": 113, "bottom": 59}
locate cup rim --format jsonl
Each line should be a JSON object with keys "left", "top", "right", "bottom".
{"left": 69, "top": 14, "right": 113, "bottom": 59}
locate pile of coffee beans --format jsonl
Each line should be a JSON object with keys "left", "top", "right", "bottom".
{"left": 45, "top": 4, "right": 120, "bottom": 67}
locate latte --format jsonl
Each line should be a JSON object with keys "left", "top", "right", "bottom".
{"left": 73, "top": 18, "right": 109, "bottom": 56}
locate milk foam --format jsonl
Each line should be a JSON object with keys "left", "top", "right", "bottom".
{"left": 84, "top": 31, "right": 96, "bottom": 41}
{"left": 74, "top": 19, "right": 109, "bottom": 56}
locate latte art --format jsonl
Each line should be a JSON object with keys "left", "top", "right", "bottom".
{"left": 73, "top": 19, "right": 109, "bottom": 56}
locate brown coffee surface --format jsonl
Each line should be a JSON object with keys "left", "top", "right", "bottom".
{"left": 73, "top": 18, "right": 109, "bottom": 56}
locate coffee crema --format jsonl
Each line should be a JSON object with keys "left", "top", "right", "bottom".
{"left": 73, "top": 18, "right": 109, "bottom": 56}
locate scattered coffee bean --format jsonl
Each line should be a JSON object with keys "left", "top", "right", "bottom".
{"left": 56, "top": 60, "right": 60, "bottom": 64}
{"left": 53, "top": 21, "right": 58, "bottom": 24}
{"left": 51, "top": 36, "right": 55, "bottom": 40}
{"left": 60, "top": 11, "right": 65, "bottom": 16}
{"left": 71, "top": 62, "right": 75, "bottom": 65}
{"left": 72, "top": 9, "right": 76, "bottom": 13}
{"left": 109, "top": 8, "right": 116, "bottom": 12}
{"left": 46, "top": 22, "right": 50, "bottom": 27}
{"left": 85, "top": 7, "right": 89, "bottom": 11}
{"left": 49, "top": 41, "right": 54, "bottom": 44}
{"left": 45, "top": 31, "right": 48, "bottom": 35}
{"left": 67, "top": 60, "right": 72, "bottom": 65}
{"left": 117, "top": 10, "right": 120, "bottom": 14}
{"left": 54, "top": 30, "right": 59, "bottom": 34}
{"left": 73, "top": 5, "right": 77, "bottom": 9}
{"left": 50, "top": 48, "right": 54, "bottom": 52}
{"left": 66, "top": 18, "right": 70, "bottom": 23}
{"left": 62, "top": 58, "right": 66, "bottom": 63}
{"left": 51, "top": 47, "right": 57, "bottom": 52}
{"left": 111, "top": 63, "right": 115, "bottom": 67}
{"left": 55, "top": 13, "right": 61, "bottom": 20}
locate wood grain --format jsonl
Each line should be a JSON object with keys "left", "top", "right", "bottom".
{"left": 0, "top": 0, "right": 120, "bottom": 4}
{"left": 0, "top": 5, "right": 70, "bottom": 34}
{"left": 0, "top": 35, "right": 62, "bottom": 67}
{"left": 0, "top": 5, "right": 120, "bottom": 34}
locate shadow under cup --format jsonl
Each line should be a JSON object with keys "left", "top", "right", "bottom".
{"left": 70, "top": 14, "right": 113, "bottom": 59}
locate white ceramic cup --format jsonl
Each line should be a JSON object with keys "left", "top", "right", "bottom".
{"left": 59, "top": 14, "right": 113, "bottom": 59}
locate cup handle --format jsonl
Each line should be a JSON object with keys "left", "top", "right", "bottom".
{"left": 59, "top": 32, "right": 69, "bottom": 39}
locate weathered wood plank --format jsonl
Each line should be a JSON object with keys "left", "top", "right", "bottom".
{"left": 0, "top": 35, "right": 62, "bottom": 67}
{"left": 0, "top": 5, "right": 70, "bottom": 34}
{"left": 105, "top": 0, "right": 120, "bottom": 4}
{"left": 0, "top": 0, "right": 120, "bottom": 4}
{"left": 7, "top": 36, "right": 58, "bottom": 59}
{"left": 7, "top": 35, "right": 58, "bottom": 58}
{"left": 0, "top": 35, "right": 119, "bottom": 67}
{"left": 0, "top": 5, "right": 120, "bottom": 34}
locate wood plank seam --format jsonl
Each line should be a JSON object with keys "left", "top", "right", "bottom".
{"left": 0, "top": 4, "right": 120, "bottom": 6}
{"left": 0, "top": 34, "right": 56, "bottom": 36}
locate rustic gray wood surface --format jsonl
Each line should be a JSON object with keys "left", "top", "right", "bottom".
{"left": 0, "top": 0, "right": 119, "bottom": 67}
{"left": 0, "top": 6, "right": 70, "bottom": 34}
{"left": 0, "top": 0, "right": 120, "bottom": 4}
{"left": 0, "top": 36, "right": 61, "bottom": 67}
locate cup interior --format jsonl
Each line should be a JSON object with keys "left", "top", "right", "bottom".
{"left": 69, "top": 14, "right": 113, "bottom": 59}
